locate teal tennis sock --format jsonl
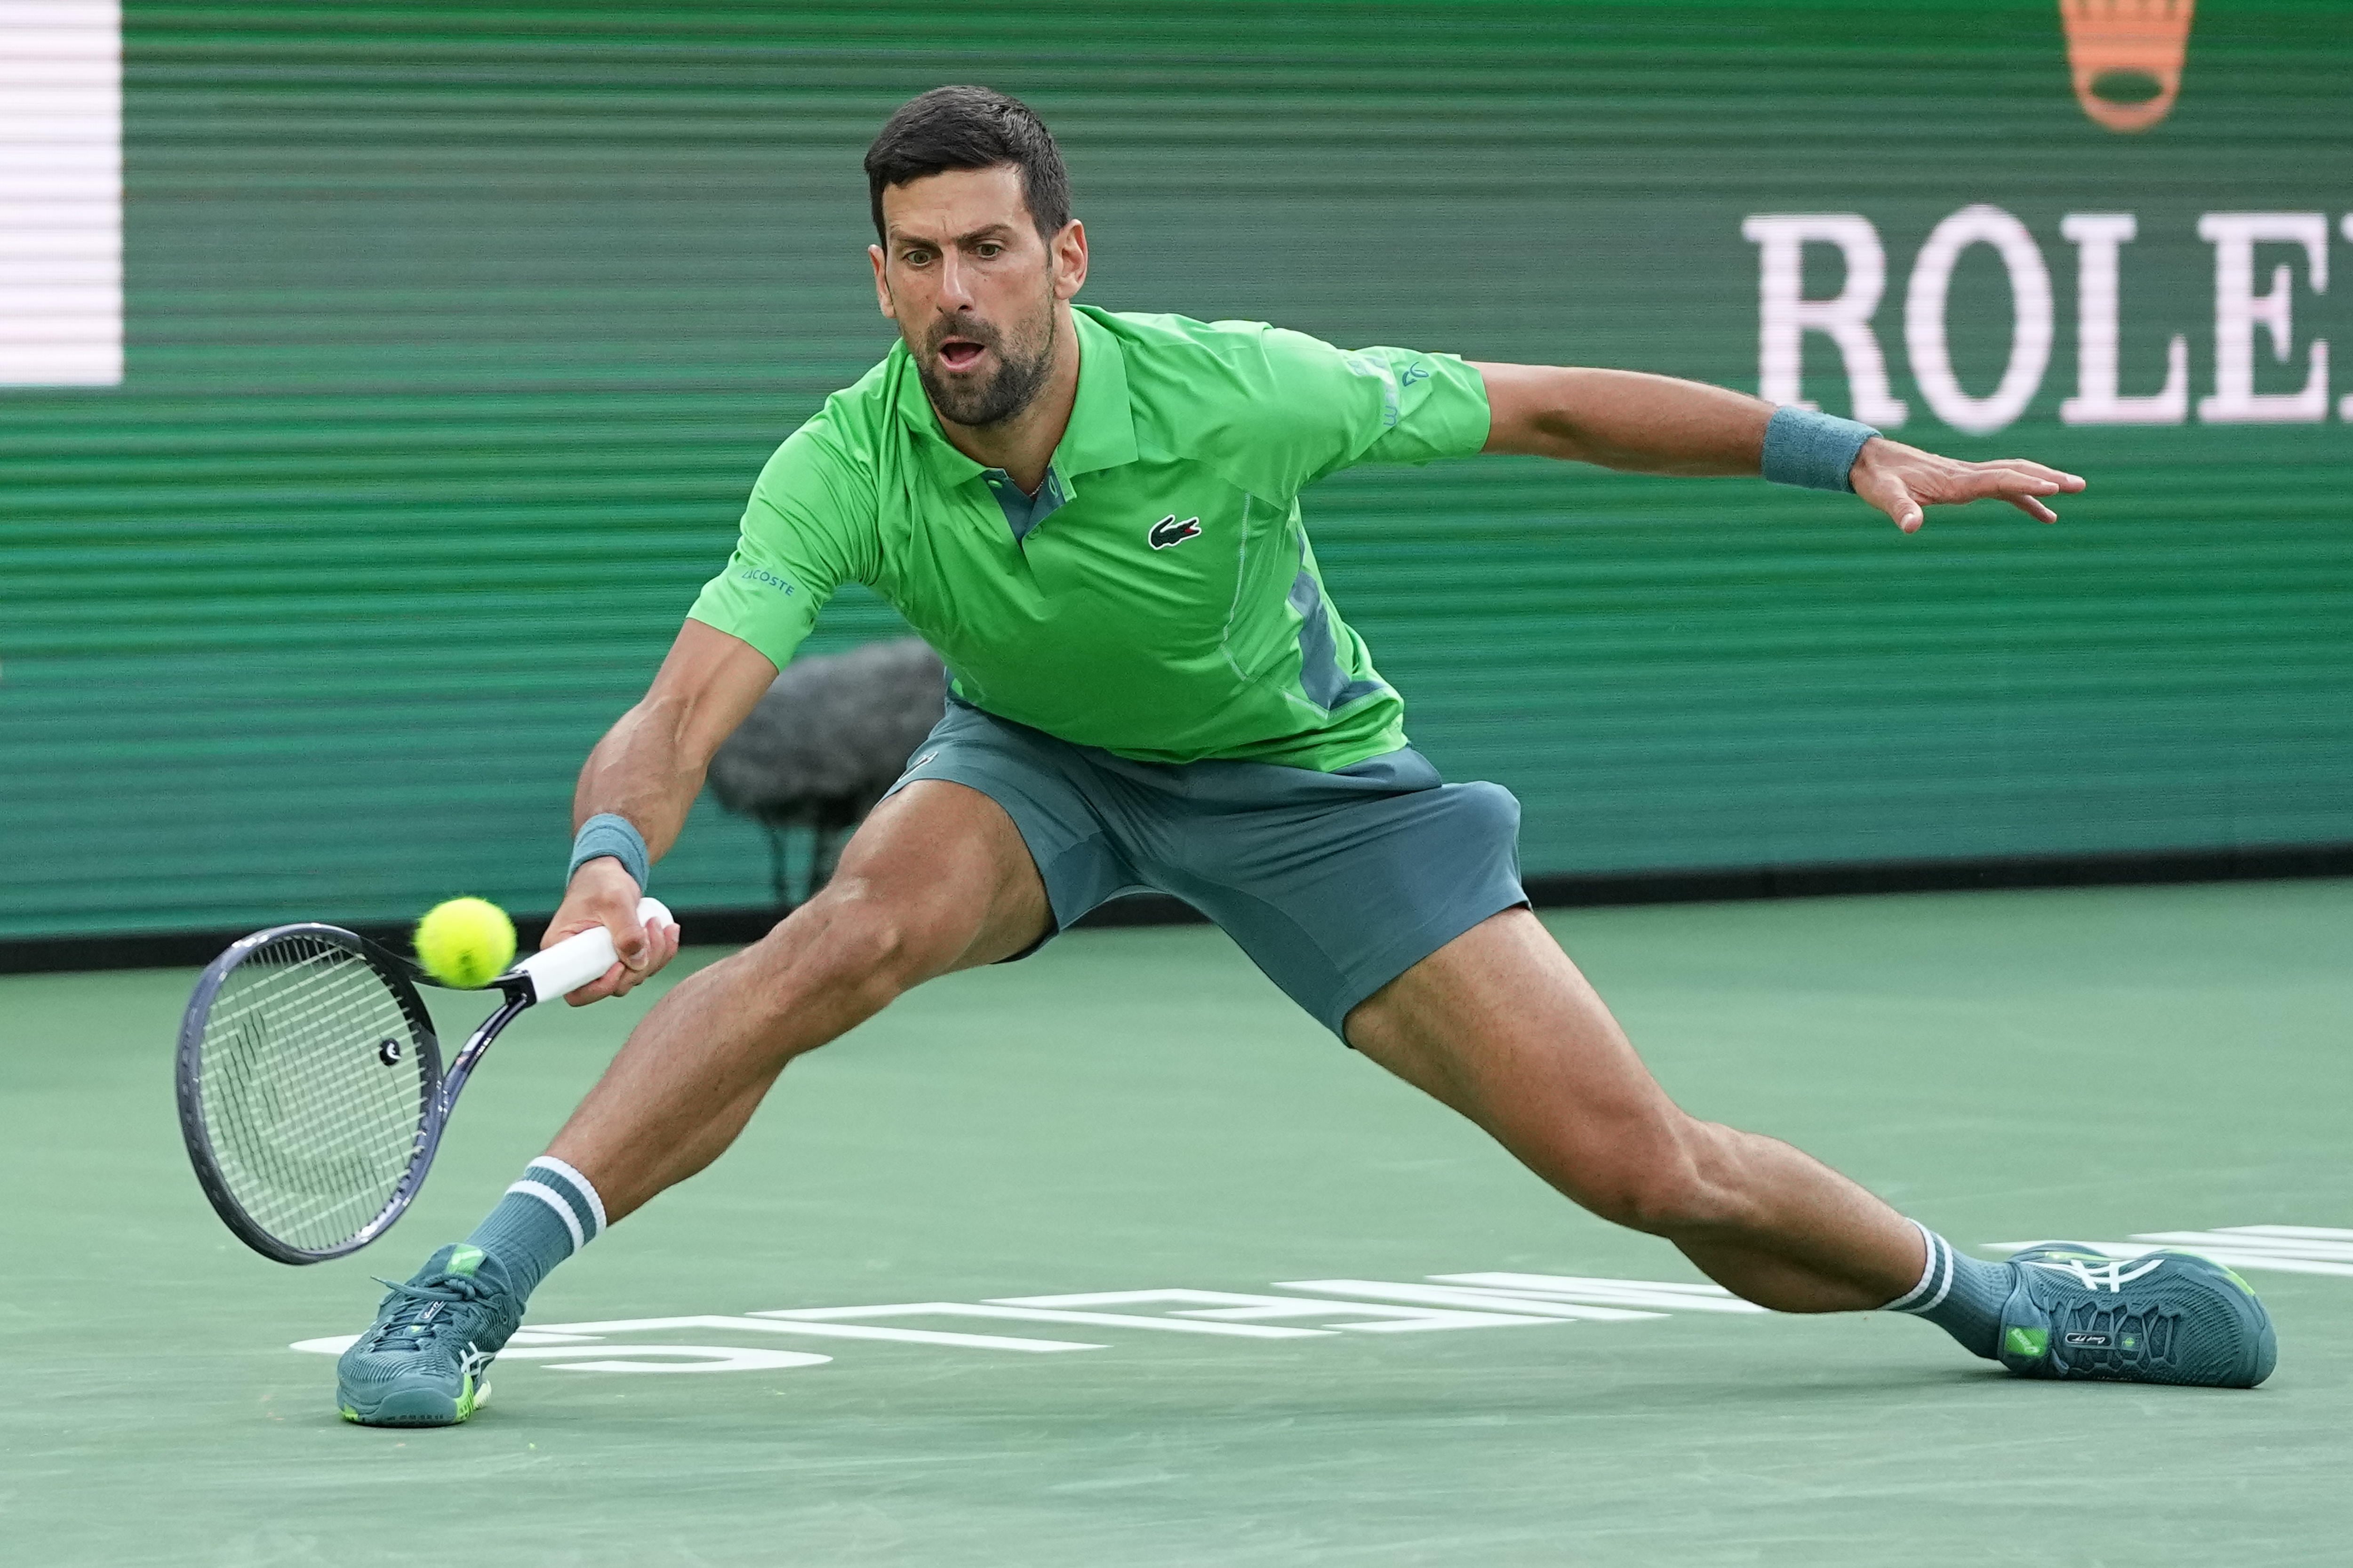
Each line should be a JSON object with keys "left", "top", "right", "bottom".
{"left": 1883, "top": 1221, "right": 2016, "bottom": 1360}
{"left": 460, "top": 1156, "right": 608, "bottom": 1301}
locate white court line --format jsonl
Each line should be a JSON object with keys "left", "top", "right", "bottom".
{"left": 1434, "top": 1272, "right": 1770, "bottom": 1313}
{"left": 770, "top": 1299, "right": 1331, "bottom": 1339}
{"left": 294, "top": 1240, "right": 2353, "bottom": 1382}
{"left": 1982, "top": 1239, "right": 2353, "bottom": 1278}
{"left": 1277, "top": 1280, "right": 1664, "bottom": 1322}
{"left": 996, "top": 1287, "right": 1565, "bottom": 1334}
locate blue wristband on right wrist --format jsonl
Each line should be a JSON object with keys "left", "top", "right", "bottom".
{"left": 568, "top": 813, "right": 649, "bottom": 892}
{"left": 1761, "top": 406, "right": 1879, "bottom": 493}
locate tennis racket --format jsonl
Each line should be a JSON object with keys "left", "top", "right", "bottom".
{"left": 174, "top": 897, "right": 673, "bottom": 1265}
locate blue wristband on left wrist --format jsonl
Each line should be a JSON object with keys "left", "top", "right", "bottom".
{"left": 568, "top": 813, "right": 650, "bottom": 892}
{"left": 1761, "top": 406, "right": 1879, "bottom": 493}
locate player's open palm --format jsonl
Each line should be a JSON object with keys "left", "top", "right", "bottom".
{"left": 1849, "top": 436, "right": 2086, "bottom": 534}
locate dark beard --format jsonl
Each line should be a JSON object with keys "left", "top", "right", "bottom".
{"left": 916, "top": 307, "right": 1057, "bottom": 429}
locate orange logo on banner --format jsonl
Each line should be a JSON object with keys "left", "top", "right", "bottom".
{"left": 2060, "top": 0, "right": 2195, "bottom": 133}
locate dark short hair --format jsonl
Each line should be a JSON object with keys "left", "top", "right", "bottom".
{"left": 864, "top": 86, "right": 1071, "bottom": 245}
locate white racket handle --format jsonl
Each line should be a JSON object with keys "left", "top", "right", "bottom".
{"left": 514, "top": 897, "right": 675, "bottom": 1004}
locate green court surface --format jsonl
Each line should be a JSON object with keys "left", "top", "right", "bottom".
{"left": 4, "top": 882, "right": 2350, "bottom": 1566}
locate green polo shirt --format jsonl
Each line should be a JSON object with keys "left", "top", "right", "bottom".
{"left": 687, "top": 304, "right": 1491, "bottom": 770}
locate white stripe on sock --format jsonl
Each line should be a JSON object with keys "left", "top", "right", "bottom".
{"left": 1885, "top": 1220, "right": 1944, "bottom": 1311}
{"left": 1916, "top": 1236, "right": 1957, "bottom": 1313}
{"left": 507, "top": 1180, "right": 584, "bottom": 1254}
{"left": 527, "top": 1155, "right": 607, "bottom": 1238}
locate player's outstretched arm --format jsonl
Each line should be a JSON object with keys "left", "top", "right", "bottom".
{"left": 1471, "top": 361, "right": 2084, "bottom": 533}
{"left": 546, "top": 618, "right": 780, "bottom": 1003}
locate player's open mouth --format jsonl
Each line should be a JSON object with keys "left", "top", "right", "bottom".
{"left": 936, "top": 338, "right": 988, "bottom": 371}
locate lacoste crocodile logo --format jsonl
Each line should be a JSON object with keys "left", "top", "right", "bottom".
{"left": 1148, "top": 515, "right": 1202, "bottom": 550}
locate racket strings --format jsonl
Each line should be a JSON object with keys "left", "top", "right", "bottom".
{"left": 208, "top": 953, "right": 413, "bottom": 1231}
{"left": 207, "top": 947, "right": 423, "bottom": 1238}
{"left": 197, "top": 935, "right": 432, "bottom": 1252}
{"left": 217, "top": 955, "right": 412, "bottom": 1165}
{"left": 212, "top": 944, "right": 423, "bottom": 1189}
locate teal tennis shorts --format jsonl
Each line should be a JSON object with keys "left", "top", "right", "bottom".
{"left": 886, "top": 700, "right": 1529, "bottom": 1039}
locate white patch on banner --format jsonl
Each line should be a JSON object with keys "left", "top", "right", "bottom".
{"left": 0, "top": 1, "right": 121, "bottom": 385}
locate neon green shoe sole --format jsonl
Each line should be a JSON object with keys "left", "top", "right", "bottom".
{"left": 338, "top": 1371, "right": 487, "bottom": 1427}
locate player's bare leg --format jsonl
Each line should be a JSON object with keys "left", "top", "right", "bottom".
{"left": 333, "top": 779, "right": 1048, "bottom": 1425}
{"left": 546, "top": 777, "right": 1052, "bottom": 1222}
{"left": 1342, "top": 908, "right": 2276, "bottom": 1386}
{"left": 1343, "top": 908, "right": 1923, "bottom": 1312}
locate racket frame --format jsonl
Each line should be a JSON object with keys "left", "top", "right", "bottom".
{"left": 175, "top": 925, "right": 535, "bottom": 1265}
{"left": 177, "top": 896, "right": 671, "bottom": 1264}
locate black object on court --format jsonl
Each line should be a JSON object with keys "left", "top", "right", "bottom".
{"left": 706, "top": 637, "right": 947, "bottom": 910}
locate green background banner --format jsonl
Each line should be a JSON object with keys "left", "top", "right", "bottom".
{"left": 5, "top": 1, "right": 2350, "bottom": 940}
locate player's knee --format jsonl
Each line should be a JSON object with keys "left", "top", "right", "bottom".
{"left": 784, "top": 878, "right": 951, "bottom": 1003}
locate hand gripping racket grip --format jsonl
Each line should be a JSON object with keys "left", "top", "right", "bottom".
{"left": 513, "top": 897, "right": 675, "bottom": 1004}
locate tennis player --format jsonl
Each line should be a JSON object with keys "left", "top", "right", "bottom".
{"left": 335, "top": 87, "right": 2275, "bottom": 1425}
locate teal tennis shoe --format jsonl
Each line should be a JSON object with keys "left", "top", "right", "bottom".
{"left": 1998, "top": 1243, "right": 2276, "bottom": 1388}
{"left": 335, "top": 1244, "right": 524, "bottom": 1426}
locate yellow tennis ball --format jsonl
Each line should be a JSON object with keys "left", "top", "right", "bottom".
{"left": 413, "top": 897, "right": 517, "bottom": 989}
